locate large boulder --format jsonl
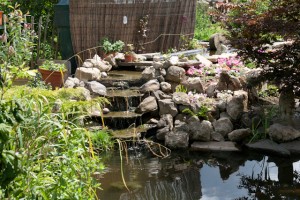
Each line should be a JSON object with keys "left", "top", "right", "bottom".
{"left": 269, "top": 123, "right": 300, "bottom": 143}
{"left": 188, "top": 117, "right": 213, "bottom": 141}
{"left": 226, "top": 90, "right": 248, "bottom": 120}
{"left": 213, "top": 118, "right": 233, "bottom": 137}
{"left": 85, "top": 81, "right": 107, "bottom": 96}
{"left": 135, "top": 96, "right": 158, "bottom": 114}
{"left": 209, "top": 33, "right": 227, "bottom": 52}
{"left": 182, "top": 77, "right": 204, "bottom": 93}
{"left": 228, "top": 128, "right": 252, "bottom": 142}
{"left": 75, "top": 67, "right": 101, "bottom": 81}
{"left": 165, "top": 131, "right": 189, "bottom": 149}
{"left": 140, "top": 79, "right": 160, "bottom": 93}
{"left": 165, "top": 66, "right": 186, "bottom": 83}
{"left": 172, "top": 92, "right": 190, "bottom": 106}
{"left": 158, "top": 99, "right": 178, "bottom": 117}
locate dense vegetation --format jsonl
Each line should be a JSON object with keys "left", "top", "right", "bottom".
{"left": 223, "top": 0, "right": 300, "bottom": 97}
{"left": 0, "top": 5, "right": 112, "bottom": 199}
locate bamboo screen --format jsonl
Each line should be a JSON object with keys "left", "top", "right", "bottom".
{"left": 69, "top": 0, "right": 197, "bottom": 58}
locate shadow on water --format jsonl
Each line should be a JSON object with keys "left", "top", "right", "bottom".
{"left": 97, "top": 149, "right": 300, "bottom": 200}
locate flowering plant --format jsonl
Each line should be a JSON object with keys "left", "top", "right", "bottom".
{"left": 217, "top": 56, "right": 244, "bottom": 69}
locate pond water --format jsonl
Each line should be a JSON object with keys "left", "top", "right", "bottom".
{"left": 97, "top": 148, "right": 300, "bottom": 200}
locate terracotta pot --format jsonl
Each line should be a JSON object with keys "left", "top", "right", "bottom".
{"left": 125, "top": 54, "right": 134, "bottom": 62}
{"left": 0, "top": 11, "right": 3, "bottom": 26}
{"left": 38, "top": 68, "right": 66, "bottom": 90}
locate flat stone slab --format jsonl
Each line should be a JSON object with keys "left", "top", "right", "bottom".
{"left": 117, "top": 61, "right": 153, "bottom": 67}
{"left": 191, "top": 141, "right": 241, "bottom": 152}
{"left": 246, "top": 139, "right": 290, "bottom": 157}
{"left": 280, "top": 140, "right": 300, "bottom": 155}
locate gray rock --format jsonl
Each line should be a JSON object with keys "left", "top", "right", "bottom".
{"left": 82, "top": 60, "right": 94, "bottom": 68}
{"left": 216, "top": 100, "right": 227, "bottom": 112}
{"left": 213, "top": 118, "right": 233, "bottom": 137}
{"left": 140, "top": 79, "right": 160, "bottom": 93}
{"left": 269, "top": 123, "right": 300, "bottom": 143}
{"left": 153, "top": 90, "right": 172, "bottom": 100}
{"left": 182, "top": 77, "right": 204, "bottom": 93}
{"left": 219, "top": 112, "right": 231, "bottom": 120}
{"left": 160, "top": 82, "right": 172, "bottom": 93}
{"left": 153, "top": 61, "right": 163, "bottom": 69}
{"left": 158, "top": 99, "right": 178, "bottom": 117}
{"left": 64, "top": 77, "right": 77, "bottom": 88}
{"left": 165, "top": 66, "right": 186, "bottom": 83}
{"left": 74, "top": 87, "right": 91, "bottom": 101}
{"left": 157, "top": 114, "right": 173, "bottom": 130}
{"left": 103, "top": 54, "right": 117, "bottom": 68}
{"left": 209, "top": 33, "right": 227, "bottom": 52}
{"left": 226, "top": 90, "right": 248, "bottom": 120}
{"left": 280, "top": 141, "right": 300, "bottom": 155}
{"left": 153, "top": 56, "right": 161, "bottom": 62}
{"left": 85, "top": 81, "right": 107, "bottom": 96}
{"left": 102, "top": 108, "right": 110, "bottom": 114}
{"left": 205, "top": 83, "right": 217, "bottom": 98}
{"left": 157, "top": 75, "right": 165, "bottom": 82}
{"left": 156, "top": 127, "right": 170, "bottom": 140}
{"left": 195, "top": 54, "right": 213, "bottom": 68}
{"left": 174, "top": 120, "right": 189, "bottom": 132}
{"left": 246, "top": 139, "right": 290, "bottom": 157}
{"left": 191, "top": 141, "right": 240, "bottom": 152}
{"left": 172, "top": 92, "right": 190, "bottom": 106}
{"left": 217, "top": 71, "right": 242, "bottom": 91}
{"left": 75, "top": 67, "right": 101, "bottom": 82}
{"left": 101, "top": 72, "right": 108, "bottom": 78}
{"left": 228, "top": 128, "right": 252, "bottom": 142}
{"left": 189, "top": 120, "right": 213, "bottom": 141}
{"left": 211, "top": 131, "right": 225, "bottom": 142}
{"left": 160, "top": 68, "right": 166, "bottom": 76}
{"left": 142, "top": 67, "right": 156, "bottom": 80}
{"left": 165, "top": 131, "right": 189, "bottom": 149}
{"left": 135, "top": 96, "right": 158, "bottom": 114}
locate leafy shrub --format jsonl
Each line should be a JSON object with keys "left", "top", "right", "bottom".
{"left": 194, "top": 3, "right": 226, "bottom": 41}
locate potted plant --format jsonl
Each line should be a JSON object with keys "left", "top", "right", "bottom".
{"left": 0, "top": 11, "right": 3, "bottom": 26}
{"left": 38, "top": 60, "right": 67, "bottom": 89}
{"left": 100, "top": 38, "right": 124, "bottom": 57}
{"left": 125, "top": 44, "right": 135, "bottom": 62}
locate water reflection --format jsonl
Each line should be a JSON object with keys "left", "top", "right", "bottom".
{"left": 98, "top": 149, "right": 300, "bottom": 200}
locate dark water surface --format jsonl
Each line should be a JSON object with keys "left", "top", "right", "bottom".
{"left": 97, "top": 148, "right": 300, "bottom": 200}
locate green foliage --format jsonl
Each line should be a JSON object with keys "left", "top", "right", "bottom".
{"left": 194, "top": 3, "right": 226, "bottom": 41}
{"left": 0, "top": 6, "right": 36, "bottom": 97}
{"left": 39, "top": 60, "right": 66, "bottom": 71}
{"left": 182, "top": 106, "right": 209, "bottom": 120}
{"left": 91, "top": 130, "right": 114, "bottom": 152}
{"left": 175, "top": 84, "right": 188, "bottom": 93}
{"left": 249, "top": 106, "right": 278, "bottom": 143}
{"left": 224, "top": 0, "right": 300, "bottom": 95}
{"left": 258, "top": 85, "right": 279, "bottom": 98}
{"left": 100, "top": 38, "right": 125, "bottom": 54}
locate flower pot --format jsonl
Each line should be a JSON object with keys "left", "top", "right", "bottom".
{"left": 125, "top": 54, "right": 134, "bottom": 62}
{"left": 38, "top": 68, "right": 66, "bottom": 90}
{"left": 0, "top": 11, "right": 3, "bottom": 26}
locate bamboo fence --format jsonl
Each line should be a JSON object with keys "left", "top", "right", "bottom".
{"left": 69, "top": 0, "right": 197, "bottom": 59}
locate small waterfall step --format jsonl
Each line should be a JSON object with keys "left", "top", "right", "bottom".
{"left": 106, "top": 88, "right": 142, "bottom": 112}
{"left": 100, "top": 70, "right": 144, "bottom": 87}
{"left": 91, "top": 111, "right": 143, "bottom": 130}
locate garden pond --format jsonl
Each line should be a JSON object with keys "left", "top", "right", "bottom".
{"left": 97, "top": 148, "right": 300, "bottom": 200}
